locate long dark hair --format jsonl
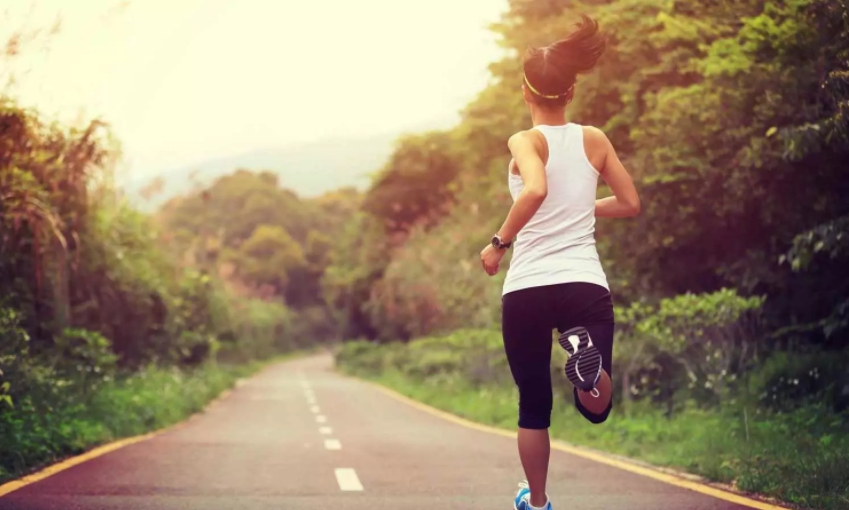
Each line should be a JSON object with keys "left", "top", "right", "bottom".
{"left": 522, "top": 14, "right": 607, "bottom": 109}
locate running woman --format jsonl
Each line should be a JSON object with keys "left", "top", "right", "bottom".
{"left": 479, "top": 14, "right": 641, "bottom": 510}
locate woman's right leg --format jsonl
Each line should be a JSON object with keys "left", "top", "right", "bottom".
{"left": 502, "top": 287, "right": 554, "bottom": 509}
{"left": 552, "top": 283, "right": 616, "bottom": 424}
{"left": 572, "top": 322, "right": 615, "bottom": 423}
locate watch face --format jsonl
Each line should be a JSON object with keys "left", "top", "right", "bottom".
{"left": 491, "top": 236, "right": 500, "bottom": 248}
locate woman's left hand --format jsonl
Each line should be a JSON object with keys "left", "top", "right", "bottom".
{"left": 480, "top": 244, "right": 506, "bottom": 276}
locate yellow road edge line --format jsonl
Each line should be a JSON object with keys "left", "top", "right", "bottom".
{"left": 364, "top": 380, "right": 793, "bottom": 510}
{"left": 0, "top": 388, "right": 235, "bottom": 499}
{"left": 0, "top": 350, "right": 320, "bottom": 499}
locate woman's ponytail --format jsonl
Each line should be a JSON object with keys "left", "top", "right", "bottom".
{"left": 522, "top": 14, "right": 607, "bottom": 108}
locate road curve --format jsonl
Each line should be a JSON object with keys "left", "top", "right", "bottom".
{"left": 1, "top": 354, "right": 767, "bottom": 510}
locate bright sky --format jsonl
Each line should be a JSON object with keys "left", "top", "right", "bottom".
{"left": 2, "top": 0, "right": 507, "bottom": 182}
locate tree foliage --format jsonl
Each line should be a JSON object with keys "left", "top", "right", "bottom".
{"left": 157, "top": 167, "right": 363, "bottom": 345}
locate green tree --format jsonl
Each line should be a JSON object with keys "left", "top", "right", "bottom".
{"left": 361, "top": 131, "right": 459, "bottom": 235}
{"left": 236, "top": 225, "right": 306, "bottom": 294}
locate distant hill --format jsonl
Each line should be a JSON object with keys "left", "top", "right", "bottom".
{"left": 122, "top": 117, "right": 457, "bottom": 212}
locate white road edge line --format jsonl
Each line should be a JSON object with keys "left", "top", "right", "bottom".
{"left": 324, "top": 439, "right": 342, "bottom": 450}
{"left": 316, "top": 415, "right": 327, "bottom": 423}
{"left": 319, "top": 426, "right": 332, "bottom": 435}
{"left": 310, "top": 405, "right": 321, "bottom": 413}
{"left": 335, "top": 468, "right": 363, "bottom": 491}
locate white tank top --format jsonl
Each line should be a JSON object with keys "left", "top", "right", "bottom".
{"left": 502, "top": 123, "right": 609, "bottom": 296}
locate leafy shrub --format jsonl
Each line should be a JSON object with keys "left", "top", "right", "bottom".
{"left": 46, "top": 328, "right": 118, "bottom": 397}
{"left": 335, "top": 339, "right": 387, "bottom": 376}
{"left": 216, "top": 298, "right": 293, "bottom": 364}
{"left": 0, "top": 301, "right": 29, "bottom": 408}
{"left": 339, "top": 329, "right": 512, "bottom": 388}
{"left": 613, "top": 289, "right": 766, "bottom": 410}
{"left": 750, "top": 349, "right": 849, "bottom": 413}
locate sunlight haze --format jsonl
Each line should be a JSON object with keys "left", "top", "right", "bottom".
{"left": 3, "top": 0, "right": 507, "bottom": 183}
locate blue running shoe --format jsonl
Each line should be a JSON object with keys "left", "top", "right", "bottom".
{"left": 513, "top": 480, "right": 552, "bottom": 510}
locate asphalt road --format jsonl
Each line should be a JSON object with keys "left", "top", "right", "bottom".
{"left": 1, "top": 354, "right": 764, "bottom": 510}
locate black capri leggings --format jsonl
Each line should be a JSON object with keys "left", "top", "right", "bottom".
{"left": 501, "top": 282, "right": 615, "bottom": 429}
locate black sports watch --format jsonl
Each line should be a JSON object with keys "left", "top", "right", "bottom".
{"left": 491, "top": 234, "right": 512, "bottom": 250}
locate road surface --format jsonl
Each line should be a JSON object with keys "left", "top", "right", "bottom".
{"left": 1, "top": 354, "right": 766, "bottom": 509}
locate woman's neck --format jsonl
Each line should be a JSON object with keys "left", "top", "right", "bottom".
{"left": 530, "top": 106, "right": 567, "bottom": 127}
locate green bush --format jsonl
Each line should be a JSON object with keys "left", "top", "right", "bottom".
{"left": 46, "top": 328, "right": 118, "bottom": 397}
{"left": 216, "top": 298, "right": 294, "bottom": 364}
{"left": 611, "top": 289, "right": 765, "bottom": 412}
{"left": 335, "top": 338, "right": 388, "bottom": 376}
{"left": 750, "top": 349, "right": 849, "bottom": 413}
{"left": 0, "top": 302, "right": 30, "bottom": 409}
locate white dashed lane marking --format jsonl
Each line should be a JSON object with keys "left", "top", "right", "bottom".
{"left": 298, "top": 376, "right": 359, "bottom": 491}
{"left": 335, "top": 468, "right": 363, "bottom": 491}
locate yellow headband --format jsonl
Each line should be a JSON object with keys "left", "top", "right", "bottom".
{"left": 523, "top": 74, "right": 573, "bottom": 99}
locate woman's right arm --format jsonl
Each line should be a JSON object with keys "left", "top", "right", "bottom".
{"left": 587, "top": 127, "right": 641, "bottom": 218}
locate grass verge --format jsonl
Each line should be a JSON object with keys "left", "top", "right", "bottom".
{"left": 337, "top": 362, "right": 848, "bottom": 510}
